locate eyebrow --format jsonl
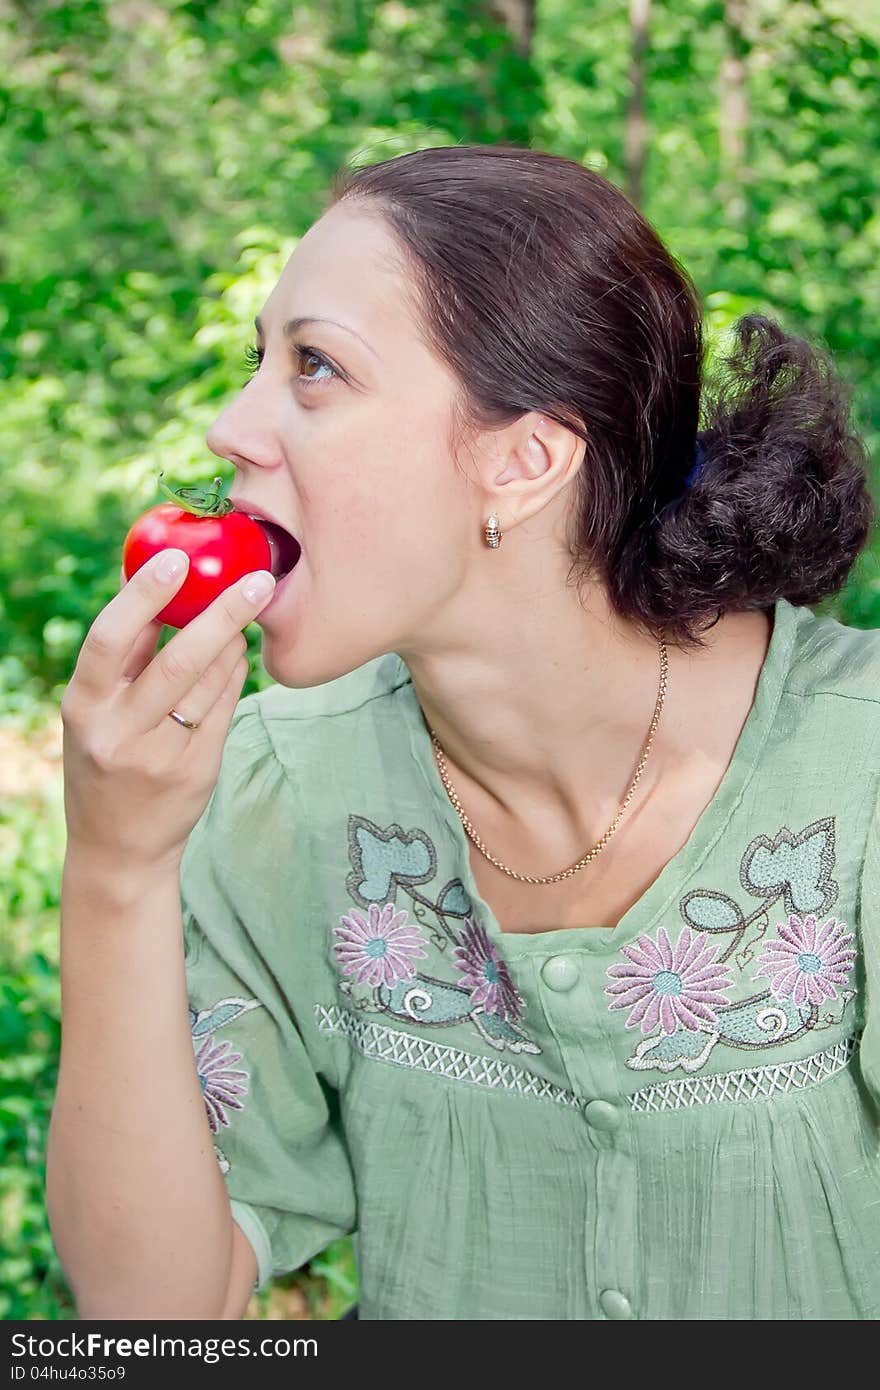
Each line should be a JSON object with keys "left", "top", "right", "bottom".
{"left": 254, "top": 314, "right": 378, "bottom": 359}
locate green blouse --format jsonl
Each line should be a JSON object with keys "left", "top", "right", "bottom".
{"left": 178, "top": 596, "right": 880, "bottom": 1320}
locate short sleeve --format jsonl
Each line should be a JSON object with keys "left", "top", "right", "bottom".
{"left": 178, "top": 698, "right": 358, "bottom": 1293}
{"left": 857, "top": 774, "right": 880, "bottom": 1121}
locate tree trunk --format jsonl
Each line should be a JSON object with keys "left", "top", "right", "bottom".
{"left": 720, "top": 0, "right": 752, "bottom": 227}
{"left": 488, "top": 0, "right": 536, "bottom": 59}
{"left": 625, "top": 0, "right": 651, "bottom": 209}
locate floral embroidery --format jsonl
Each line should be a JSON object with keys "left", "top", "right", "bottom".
{"left": 322, "top": 808, "right": 860, "bottom": 1104}
{"left": 452, "top": 917, "right": 524, "bottom": 1023}
{"left": 331, "top": 814, "right": 538, "bottom": 1054}
{"left": 753, "top": 913, "right": 856, "bottom": 1006}
{"left": 189, "top": 995, "right": 262, "bottom": 1169}
{"left": 333, "top": 902, "right": 429, "bottom": 987}
{"left": 604, "top": 818, "right": 858, "bottom": 1077}
{"left": 195, "top": 1035, "right": 249, "bottom": 1134}
{"left": 605, "top": 925, "right": 736, "bottom": 1036}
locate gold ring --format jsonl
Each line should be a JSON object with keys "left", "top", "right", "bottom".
{"left": 167, "top": 708, "right": 200, "bottom": 730}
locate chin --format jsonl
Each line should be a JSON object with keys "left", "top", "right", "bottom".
{"left": 257, "top": 627, "right": 392, "bottom": 691}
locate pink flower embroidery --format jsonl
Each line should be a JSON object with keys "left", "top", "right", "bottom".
{"left": 195, "top": 1035, "right": 249, "bottom": 1134}
{"left": 604, "top": 924, "right": 735, "bottom": 1035}
{"left": 753, "top": 912, "right": 855, "bottom": 1006}
{"left": 333, "top": 901, "right": 428, "bottom": 988}
{"left": 452, "top": 916, "right": 524, "bottom": 1023}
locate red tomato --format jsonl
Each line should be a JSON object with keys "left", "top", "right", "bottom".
{"left": 122, "top": 473, "right": 271, "bottom": 628}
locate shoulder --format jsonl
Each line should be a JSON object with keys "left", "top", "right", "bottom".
{"left": 184, "top": 655, "right": 412, "bottom": 906}
{"left": 783, "top": 599, "right": 880, "bottom": 708}
{"left": 248, "top": 650, "right": 411, "bottom": 723}
{"left": 777, "top": 602, "right": 880, "bottom": 850}
{"left": 221, "top": 650, "right": 413, "bottom": 773}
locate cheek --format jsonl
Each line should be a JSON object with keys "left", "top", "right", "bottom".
{"left": 307, "top": 422, "right": 465, "bottom": 565}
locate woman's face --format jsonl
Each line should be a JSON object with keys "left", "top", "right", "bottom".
{"left": 206, "top": 201, "right": 480, "bottom": 688}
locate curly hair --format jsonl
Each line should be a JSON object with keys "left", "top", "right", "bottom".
{"left": 328, "top": 143, "right": 877, "bottom": 651}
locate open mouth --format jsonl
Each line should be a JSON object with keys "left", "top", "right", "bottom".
{"left": 248, "top": 517, "right": 302, "bottom": 580}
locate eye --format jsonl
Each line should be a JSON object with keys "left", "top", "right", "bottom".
{"left": 293, "top": 345, "right": 340, "bottom": 388}
{"left": 243, "top": 341, "right": 341, "bottom": 389}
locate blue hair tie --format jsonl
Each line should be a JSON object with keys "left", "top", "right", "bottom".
{"left": 683, "top": 438, "right": 707, "bottom": 490}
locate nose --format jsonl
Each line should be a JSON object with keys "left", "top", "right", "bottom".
{"left": 205, "top": 383, "right": 284, "bottom": 470}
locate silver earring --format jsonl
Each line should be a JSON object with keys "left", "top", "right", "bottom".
{"left": 483, "top": 513, "right": 502, "bottom": 548}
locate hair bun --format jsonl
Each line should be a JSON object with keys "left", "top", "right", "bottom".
{"left": 629, "top": 314, "right": 877, "bottom": 645}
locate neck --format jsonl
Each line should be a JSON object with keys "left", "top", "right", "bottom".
{"left": 396, "top": 536, "right": 767, "bottom": 850}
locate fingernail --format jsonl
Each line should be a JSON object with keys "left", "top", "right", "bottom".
{"left": 156, "top": 549, "right": 189, "bottom": 582}
{"left": 241, "top": 570, "right": 276, "bottom": 603}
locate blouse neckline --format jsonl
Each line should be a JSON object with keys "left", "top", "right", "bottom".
{"left": 402, "top": 597, "right": 802, "bottom": 959}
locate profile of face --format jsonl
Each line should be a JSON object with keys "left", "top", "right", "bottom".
{"left": 205, "top": 202, "right": 497, "bottom": 689}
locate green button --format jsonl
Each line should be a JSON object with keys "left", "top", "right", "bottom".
{"left": 540, "top": 955, "right": 580, "bottom": 992}
{"left": 584, "top": 1099, "right": 622, "bottom": 1131}
{"left": 600, "top": 1288, "right": 635, "bottom": 1319}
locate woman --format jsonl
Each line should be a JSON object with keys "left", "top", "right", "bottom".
{"left": 49, "top": 144, "right": 880, "bottom": 1320}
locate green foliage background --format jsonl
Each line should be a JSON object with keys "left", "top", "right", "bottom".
{"left": 2, "top": 0, "right": 878, "bottom": 1319}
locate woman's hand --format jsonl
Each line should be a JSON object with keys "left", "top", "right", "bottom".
{"left": 60, "top": 548, "right": 275, "bottom": 879}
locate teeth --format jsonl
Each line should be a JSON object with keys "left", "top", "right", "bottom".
{"left": 265, "top": 528, "right": 283, "bottom": 577}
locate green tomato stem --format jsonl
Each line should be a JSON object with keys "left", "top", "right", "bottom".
{"left": 157, "top": 471, "right": 234, "bottom": 517}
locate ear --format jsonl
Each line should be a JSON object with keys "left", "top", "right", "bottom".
{"left": 489, "top": 414, "right": 586, "bottom": 525}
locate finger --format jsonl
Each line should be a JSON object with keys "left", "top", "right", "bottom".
{"left": 117, "top": 563, "right": 152, "bottom": 681}
{"left": 74, "top": 550, "right": 192, "bottom": 699}
{"left": 172, "top": 647, "right": 250, "bottom": 744}
{"left": 126, "top": 567, "right": 274, "bottom": 735}
{"left": 121, "top": 619, "right": 165, "bottom": 684}
{"left": 118, "top": 566, "right": 163, "bottom": 682}
{"left": 158, "top": 634, "right": 246, "bottom": 731}
{"left": 119, "top": 560, "right": 175, "bottom": 683}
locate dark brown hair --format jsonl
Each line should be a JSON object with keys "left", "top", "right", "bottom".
{"left": 328, "top": 143, "right": 876, "bottom": 651}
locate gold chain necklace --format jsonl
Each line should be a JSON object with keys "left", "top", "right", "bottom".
{"left": 427, "top": 636, "right": 668, "bottom": 885}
